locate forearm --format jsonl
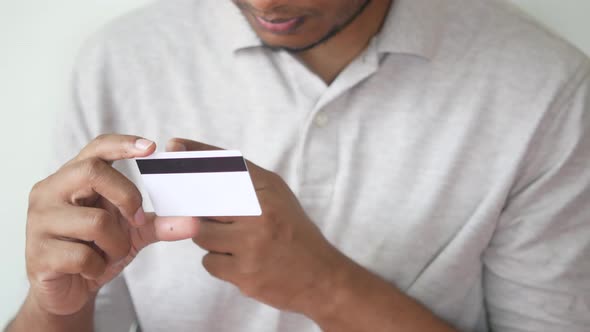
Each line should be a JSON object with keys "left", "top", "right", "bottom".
{"left": 6, "top": 293, "right": 94, "bottom": 332}
{"left": 301, "top": 255, "right": 458, "bottom": 332}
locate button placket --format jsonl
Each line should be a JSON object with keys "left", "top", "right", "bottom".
{"left": 299, "top": 104, "right": 340, "bottom": 218}
{"left": 314, "top": 112, "right": 329, "bottom": 128}
{"left": 285, "top": 41, "right": 380, "bottom": 205}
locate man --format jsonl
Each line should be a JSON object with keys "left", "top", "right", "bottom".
{"left": 7, "top": 0, "right": 590, "bottom": 331}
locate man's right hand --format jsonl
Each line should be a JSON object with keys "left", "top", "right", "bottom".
{"left": 22, "top": 134, "right": 199, "bottom": 318}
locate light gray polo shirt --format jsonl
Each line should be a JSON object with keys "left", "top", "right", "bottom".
{"left": 49, "top": 0, "right": 590, "bottom": 331}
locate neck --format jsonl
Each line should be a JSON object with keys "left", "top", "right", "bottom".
{"left": 297, "top": 0, "right": 392, "bottom": 85}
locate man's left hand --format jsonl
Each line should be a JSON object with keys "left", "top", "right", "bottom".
{"left": 166, "top": 138, "right": 346, "bottom": 314}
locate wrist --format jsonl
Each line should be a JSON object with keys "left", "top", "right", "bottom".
{"left": 294, "top": 252, "right": 459, "bottom": 332}
{"left": 294, "top": 246, "right": 359, "bottom": 326}
{"left": 9, "top": 292, "right": 95, "bottom": 332}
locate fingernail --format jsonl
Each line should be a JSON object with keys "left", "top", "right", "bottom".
{"left": 134, "top": 207, "right": 146, "bottom": 226}
{"left": 169, "top": 141, "right": 186, "bottom": 151}
{"left": 135, "top": 139, "right": 154, "bottom": 151}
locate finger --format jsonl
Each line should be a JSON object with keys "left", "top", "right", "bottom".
{"left": 165, "top": 140, "right": 187, "bottom": 152}
{"left": 193, "top": 219, "right": 241, "bottom": 254}
{"left": 244, "top": 160, "right": 273, "bottom": 189}
{"left": 47, "top": 158, "right": 145, "bottom": 227}
{"left": 38, "top": 239, "right": 107, "bottom": 280}
{"left": 40, "top": 206, "right": 130, "bottom": 264}
{"left": 202, "top": 252, "right": 236, "bottom": 283}
{"left": 131, "top": 213, "right": 200, "bottom": 250}
{"left": 201, "top": 216, "right": 235, "bottom": 224}
{"left": 71, "top": 134, "right": 156, "bottom": 165}
{"left": 166, "top": 138, "right": 222, "bottom": 152}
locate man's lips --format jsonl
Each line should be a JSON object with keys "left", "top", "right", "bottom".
{"left": 254, "top": 15, "right": 304, "bottom": 34}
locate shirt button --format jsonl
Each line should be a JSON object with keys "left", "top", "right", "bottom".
{"left": 314, "top": 113, "right": 329, "bottom": 127}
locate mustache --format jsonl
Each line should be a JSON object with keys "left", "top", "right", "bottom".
{"left": 232, "top": 0, "right": 321, "bottom": 17}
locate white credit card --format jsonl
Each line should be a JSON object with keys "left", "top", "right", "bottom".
{"left": 135, "top": 151, "right": 262, "bottom": 217}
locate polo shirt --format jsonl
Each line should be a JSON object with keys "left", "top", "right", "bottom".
{"left": 48, "top": 0, "right": 590, "bottom": 331}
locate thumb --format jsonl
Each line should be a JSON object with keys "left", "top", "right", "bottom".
{"left": 135, "top": 213, "right": 200, "bottom": 248}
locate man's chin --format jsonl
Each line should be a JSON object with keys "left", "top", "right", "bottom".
{"left": 260, "top": 30, "right": 340, "bottom": 53}
{"left": 254, "top": 30, "right": 315, "bottom": 49}
{"left": 256, "top": 36, "right": 317, "bottom": 53}
{"left": 260, "top": 41, "right": 315, "bottom": 53}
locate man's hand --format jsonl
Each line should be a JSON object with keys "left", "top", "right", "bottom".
{"left": 168, "top": 138, "right": 458, "bottom": 332}
{"left": 24, "top": 134, "right": 199, "bottom": 318}
{"left": 167, "top": 138, "right": 345, "bottom": 314}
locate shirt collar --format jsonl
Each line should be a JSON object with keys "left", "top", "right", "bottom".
{"left": 225, "top": 0, "right": 444, "bottom": 58}
{"left": 376, "top": 0, "right": 444, "bottom": 60}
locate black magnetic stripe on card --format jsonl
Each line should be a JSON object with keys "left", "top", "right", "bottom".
{"left": 136, "top": 157, "right": 247, "bottom": 174}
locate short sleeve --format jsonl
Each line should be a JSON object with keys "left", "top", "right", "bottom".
{"left": 483, "top": 62, "right": 590, "bottom": 331}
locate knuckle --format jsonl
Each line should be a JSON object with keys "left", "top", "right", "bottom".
{"left": 87, "top": 157, "right": 105, "bottom": 173}
{"left": 88, "top": 210, "right": 112, "bottom": 234}
{"left": 109, "top": 240, "right": 130, "bottom": 263}
{"left": 122, "top": 191, "right": 142, "bottom": 211}
{"left": 26, "top": 241, "right": 49, "bottom": 276}
{"left": 93, "top": 134, "right": 110, "bottom": 145}
{"left": 37, "top": 237, "right": 51, "bottom": 252}
{"left": 71, "top": 247, "right": 90, "bottom": 267}
{"left": 26, "top": 204, "right": 41, "bottom": 224}
{"left": 73, "top": 247, "right": 96, "bottom": 269}
{"left": 25, "top": 209, "right": 43, "bottom": 236}
{"left": 265, "top": 171, "right": 284, "bottom": 187}
{"left": 79, "top": 157, "right": 104, "bottom": 180}
{"left": 109, "top": 187, "right": 142, "bottom": 216}
{"left": 28, "top": 180, "right": 44, "bottom": 204}
{"left": 26, "top": 206, "right": 56, "bottom": 238}
{"left": 262, "top": 205, "right": 278, "bottom": 223}
{"left": 118, "top": 239, "right": 132, "bottom": 260}
{"left": 27, "top": 238, "right": 48, "bottom": 263}
{"left": 267, "top": 170, "right": 281, "bottom": 181}
{"left": 27, "top": 178, "right": 54, "bottom": 213}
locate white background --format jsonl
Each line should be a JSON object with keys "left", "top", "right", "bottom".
{"left": 0, "top": 0, "right": 589, "bottom": 325}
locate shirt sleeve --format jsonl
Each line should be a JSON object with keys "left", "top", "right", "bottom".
{"left": 483, "top": 61, "right": 590, "bottom": 331}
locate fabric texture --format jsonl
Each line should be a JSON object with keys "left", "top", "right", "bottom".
{"left": 48, "top": 0, "right": 590, "bottom": 331}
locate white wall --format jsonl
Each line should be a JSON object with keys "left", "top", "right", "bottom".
{"left": 0, "top": 0, "right": 589, "bottom": 325}
{"left": 512, "top": 0, "right": 590, "bottom": 55}
{"left": 0, "top": 0, "right": 151, "bottom": 325}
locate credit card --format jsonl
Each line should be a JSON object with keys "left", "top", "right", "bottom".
{"left": 136, "top": 151, "right": 262, "bottom": 217}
